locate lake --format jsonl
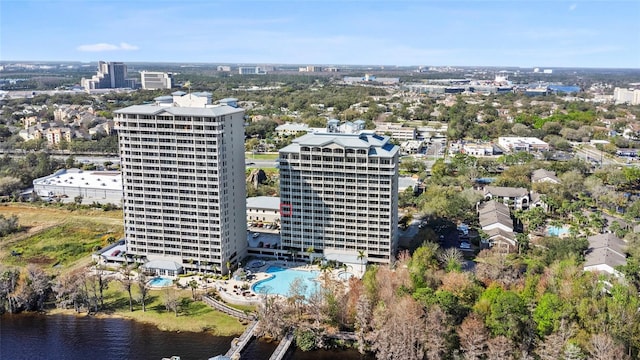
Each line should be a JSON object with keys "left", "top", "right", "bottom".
{"left": 0, "top": 313, "right": 369, "bottom": 360}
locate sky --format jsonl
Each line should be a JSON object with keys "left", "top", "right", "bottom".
{"left": 1, "top": 0, "right": 639, "bottom": 68}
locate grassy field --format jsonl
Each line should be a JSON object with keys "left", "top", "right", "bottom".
{"left": 95, "top": 286, "right": 246, "bottom": 335}
{"left": 0, "top": 203, "right": 124, "bottom": 272}
{"left": 245, "top": 152, "right": 279, "bottom": 160}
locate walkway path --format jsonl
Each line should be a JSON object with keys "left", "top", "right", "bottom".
{"left": 224, "top": 321, "right": 259, "bottom": 359}
{"left": 202, "top": 296, "right": 256, "bottom": 321}
{"left": 268, "top": 331, "right": 294, "bottom": 360}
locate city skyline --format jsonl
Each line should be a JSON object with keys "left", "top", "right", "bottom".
{"left": 1, "top": 0, "right": 639, "bottom": 69}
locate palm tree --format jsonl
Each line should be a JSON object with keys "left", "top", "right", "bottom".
{"left": 289, "top": 249, "right": 299, "bottom": 263}
{"left": 188, "top": 279, "right": 199, "bottom": 300}
{"left": 306, "top": 246, "right": 314, "bottom": 263}
{"left": 357, "top": 250, "right": 366, "bottom": 273}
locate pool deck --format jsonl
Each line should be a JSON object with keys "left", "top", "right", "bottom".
{"left": 175, "top": 260, "right": 358, "bottom": 305}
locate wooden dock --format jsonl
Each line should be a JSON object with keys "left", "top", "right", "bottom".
{"left": 224, "top": 321, "right": 259, "bottom": 359}
{"left": 268, "top": 331, "right": 294, "bottom": 360}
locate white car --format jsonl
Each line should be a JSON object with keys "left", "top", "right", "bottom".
{"left": 252, "top": 233, "right": 260, "bottom": 238}
{"left": 459, "top": 241, "right": 471, "bottom": 250}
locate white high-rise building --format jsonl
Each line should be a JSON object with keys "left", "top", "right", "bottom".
{"left": 278, "top": 129, "right": 400, "bottom": 265}
{"left": 114, "top": 94, "right": 246, "bottom": 276}
{"left": 613, "top": 87, "right": 640, "bottom": 105}
{"left": 140, "top": 71, "right": 173, "bottom": 90}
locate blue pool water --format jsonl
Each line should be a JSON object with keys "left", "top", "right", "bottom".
{"left": 547, "top": 226, "right": 569, "bottom": 237}
{"left": 148, "top": 277, "right": 173, "bottom": 287}
{"left": 252, "top": 266, "right": 320, "bottom": 297}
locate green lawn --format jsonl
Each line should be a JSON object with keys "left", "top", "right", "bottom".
{"left": 245, "top": 152, "right": 279, "bottom": 160}
{"left": 102, "top": 286, "right": 246, "bottom": 335}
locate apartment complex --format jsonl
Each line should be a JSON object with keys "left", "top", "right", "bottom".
{"left": 140, "top": 71, "right": 173, "bottom": 90}
{"left": 278, "top": 130, "right": 400, "bottom": 265}
{"left": 114, "top": 94, "right": 247, "bottom": 275}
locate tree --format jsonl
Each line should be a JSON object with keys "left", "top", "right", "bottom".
{"left": 487, "top": 336, "right": 515, "bottom": 360}
{"left": 136, "top": 273, "right": 149, "bottom": 312}
{"left": 52, "top": 268, "right": 88, "bottom": 313}
{"left": 588, "top": 333, "right": 628, "bottom": 360}
{"left": 564, "top": 342, "right": 585, "bottom": 360}
{"left": 118, "top": 265, "right": 135, "bottom": 312}
{"left": 188, "top": 279, "right": 199, "bottom": 300}
{"left": 424, "top": 305, "right": 450, "bottom": 359}
{"left": 357, "top": 250, "right": 366, "bottom": 273}
{"left": 355, "top": 293, "right": 373, "bottom": 354}
{"left": 535, "top": 320, "right": 574, "bottom": 360}
{"left": 90, "top": 265, "right": 110, "bottom": 311}
{"left": 163, "top": 288, "right": 179, "bottom": 317}
{"left": 533, "top": 292, "right": 566, "bottom": 336}
{"left": 24, "top": 265, "right": 50, "bottom": 311}
{"left": 0, "top": 267, "right": 20, "bottom": 313}
{"left": 475, "top": 285, "right": 529, "bottom": 342}
{"left": 438, "top": 247, "right": 464, "bottom": 272}
{"left": 371, "top": 296, "right": 427, "bottom": 360}
{"left": 458, "top": 313, "right": 489, "bottom": 360}
{"left": 256, "top": 295, "right": 288, "bottom": 340}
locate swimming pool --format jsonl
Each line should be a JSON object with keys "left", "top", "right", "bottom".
{"left": 547, "top": 226, "right": 569, "bottom": 237}
{"left": 252, "top": 266, "right": 320, "bottom": 297}
{"left": 148, "top": 277, "right": 173, "bottom": 288}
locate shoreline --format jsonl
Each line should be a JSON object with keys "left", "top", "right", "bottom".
{"left": 38, "top": 299, "right": 247, "bottom": 336}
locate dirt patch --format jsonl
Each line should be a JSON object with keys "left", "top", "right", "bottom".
{"left": 25, "top": 254, "right": 56, "bottom": 266}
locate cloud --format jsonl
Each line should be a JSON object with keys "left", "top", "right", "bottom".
{"left": 77, "top": 42, "right": 139, "bottom": 52}
{"left": 569, "top": 3, "right": 577, "bottom": 11}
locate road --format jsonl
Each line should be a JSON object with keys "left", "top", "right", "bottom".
{"left": 573, "top": 145, "right": 620, "bottom": 166}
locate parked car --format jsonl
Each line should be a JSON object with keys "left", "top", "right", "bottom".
{"left": 252, "top": 233, "right": 260, "bottom": 238}
{"left": 459, "top": 241, "right": 471, "bottom": 250}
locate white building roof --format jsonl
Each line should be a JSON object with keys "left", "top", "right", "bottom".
{"left": 246, "top": 196, "right": 280, "bottom": 211}
{"left": 142, "top": 259, "right": 183, "bottom": 272}
{"left": 114, "top": 103, "right": 242, "bottom": 117}
{"left": 398, "top": 177, "right": 419, "bottom": 192}
{"left": 280, "top": 132, "right": 399, "bottom": 158}
{"left": 498, "top": 136, "right": 548, "bottom": 146}
{"left": 33, "top": 168, "right": 122, "bottom": 191}
{"left": 276, "top": 123, "right": 309, "bottom": 132}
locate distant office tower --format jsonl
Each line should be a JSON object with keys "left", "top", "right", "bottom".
{"left": 278, "top": 125, "right": 400, "bottom": 265}
{"left": 299, "top": 65, "right": 323, "bottom": 72}
{"left": 140, "top": 71, "right": 173, "bottom": 90}
{"left": 114, "top": 94, "right": 247, "bottom": 275}
{"left": 82, "top": 61, "right": 129, "bottom": 90}
{"left": 238, "top": 66, "right": 266, "bottom": 75}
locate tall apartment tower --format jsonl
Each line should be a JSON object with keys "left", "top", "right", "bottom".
{"left": 278, "top": 129, "right": 400, "bottom": 265}
{"left": 114, "top": 94, "right": 246, "bottom": 275}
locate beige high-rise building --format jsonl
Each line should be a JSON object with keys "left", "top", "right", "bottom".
{"left": 278, "top": 128, "right": 400, "bottom": 265}
{"left": 114, "top": 94, "right": 246, "bottom": 276}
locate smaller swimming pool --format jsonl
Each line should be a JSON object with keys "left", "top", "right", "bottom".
{"left": 547, "top": 226, "right": 569, "bottom": 237}
{"left": 148, "top": 277, "right": 173, "bottom": 288}
{"left": 247, "top": 259, "right": 266, "bottom": 269}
